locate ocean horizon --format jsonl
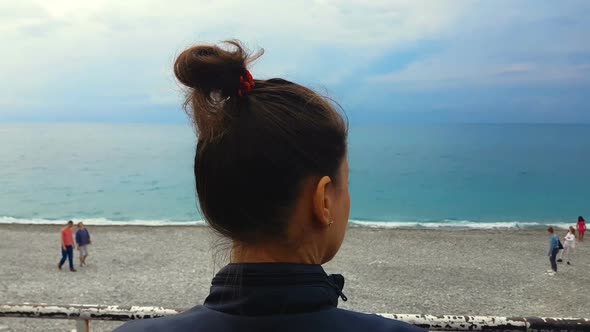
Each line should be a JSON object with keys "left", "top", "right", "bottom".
{"left": 1, "top": 122, "right": 588, "bottom": 229}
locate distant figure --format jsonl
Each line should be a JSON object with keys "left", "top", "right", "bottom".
{"left": 58, "top": 220, "right": 76, "bottom": 272}
{"left": 577, "top": 216, "right": 586, "bottom": 242}
{"left": 546, "top": 226, "right": 559, "bottom": 275}
{"left": 558, "top": 226, "right": 576, "bottom": 265}
{"left": 75, "top": 222, "right": 92, "bottom": 267}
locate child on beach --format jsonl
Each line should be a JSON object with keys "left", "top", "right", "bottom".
{"left": 114, "top": 40, "right": 425, "bottom": 332}
{"left": 577, "top": 216, "right": 586, "bottom": 242}
{"left": 558, "top": 226, "right": 576, "bottom": 265}
{"left": 75, "top": 222, "right": 92, "bottom": 267}
{"left": 546, "top": 227, "right": 559, "bottom": 275}
{"left": 58, "top": 220, "right": 76, "bottom": 272}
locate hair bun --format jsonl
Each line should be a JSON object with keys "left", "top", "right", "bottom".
{"left": 174, "top": 40, "right": 259, "bottom": 96}
{"left": 174, "top": 40, "right": 263, "bottom": 142}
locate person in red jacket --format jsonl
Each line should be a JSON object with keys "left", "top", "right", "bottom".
{"left": 58, "top": 220, "right": 77, "bottom": 272}
{"left": 577, "top": 216, "right": 586, "bottom": 242}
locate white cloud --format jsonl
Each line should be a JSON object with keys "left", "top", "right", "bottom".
{"left": 0, "top": 0, "right": 470, "bottom": 116}
{"left": 3, "top": 0, "right": 588, "bottom": 121}
{"left": 371, "top": 0, "right": 590, "bottom": 88}
{"left": 373, "top": 61, "right": 590, "bottom": 88}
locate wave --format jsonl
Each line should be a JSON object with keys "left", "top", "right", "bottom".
{"left": 0, "top": 216, "right": 572, "bottom": 229}
{"left": 349, "top": 219, "right": 572, "bottom": 230}
{"left": 0, "top": 216, "right": 205, "bottom": 226}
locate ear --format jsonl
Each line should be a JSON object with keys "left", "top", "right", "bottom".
{"left": 312, "top": 176, "right": 333, "bottom": 227}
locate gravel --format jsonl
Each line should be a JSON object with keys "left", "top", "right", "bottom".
{"left": 1, "top": 224, "right": 589, "bottom": 331}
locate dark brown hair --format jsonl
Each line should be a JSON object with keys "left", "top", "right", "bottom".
{"left": 547, "top": 226, "right": 554, "bottom": 233}
{"left": 174, "top": 40, "right": 348, "bottom": 243}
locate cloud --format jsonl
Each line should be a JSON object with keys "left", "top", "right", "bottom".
{"left": 0, "top": 0, "right": 470, "bottom": 119}
{"left": 0, "top": 0, "right": 589, "bottom": 123}
{"left": 370, "top": 0, "right": 590, "bottom": 89}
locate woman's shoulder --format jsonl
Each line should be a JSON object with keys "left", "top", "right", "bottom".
{"left": 329, "top": 309, "right": 426, "bottom": 331}
{"left": 112, "top": 306, "right": 426, "bottom": 332}
{"left": 112, "top": 306, "right": 204, "bottom": 332}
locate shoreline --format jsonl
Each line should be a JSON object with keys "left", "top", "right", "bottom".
{"left": 0, "top": 217, "right": 577, "bottom": 230}
{"left": 1, "top": 224, "right": 589, "bottom": 331}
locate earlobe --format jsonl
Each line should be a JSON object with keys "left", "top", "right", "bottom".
{"left": 313, "top": 176, "right": 333, "bottom": 227}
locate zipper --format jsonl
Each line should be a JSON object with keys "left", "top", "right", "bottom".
{"left": 327, "top": 278, "right": 348, "bottom": 302}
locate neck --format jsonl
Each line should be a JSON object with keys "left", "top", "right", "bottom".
{"left": 231, "top": 242, "right": 322, "bottom": 264}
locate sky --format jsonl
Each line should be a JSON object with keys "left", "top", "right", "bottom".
{"left": 1, "top": 0, "right": 589, "bottom": 124}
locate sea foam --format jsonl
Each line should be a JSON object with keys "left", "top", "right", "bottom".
{"left": 0, "top": 216, "right": 571, "bottom": 229}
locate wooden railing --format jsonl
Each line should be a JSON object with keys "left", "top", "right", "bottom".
{"left": 1, "top": 303, "right": 589, "bottom": 331}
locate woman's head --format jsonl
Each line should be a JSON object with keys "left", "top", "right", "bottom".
{"left": 547, "top": 226, "right": 554, "bottom": 234}
{"left": 569, "top": 226, "right": 576, "bottom": 235}
{"left": 174, "top": 41, "right": 349, "bottom": 264}
{"left": 579, "top": 216, "right": 585, "bottom": 222}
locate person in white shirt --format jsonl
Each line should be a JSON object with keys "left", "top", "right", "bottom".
{"left": 558, "top": 226, "right": 576, "bottom": 265}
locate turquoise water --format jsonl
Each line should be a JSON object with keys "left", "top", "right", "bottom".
{"left": 1, "top": 123, "right": 588, "bottom": 228}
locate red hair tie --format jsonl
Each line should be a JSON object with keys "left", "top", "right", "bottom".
{"left": 238, "top": 70, "right": 255, "bottom": 97}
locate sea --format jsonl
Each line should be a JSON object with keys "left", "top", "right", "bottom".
{"left": 1, "top": 123, "right": 588, "bottom": 229}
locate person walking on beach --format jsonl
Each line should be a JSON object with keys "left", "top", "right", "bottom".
{"left": 58, "top": 220, "right": 77, "bottom": 272}
{"left": 114, "top": 40, "right": 425, "bottom": 332}
{"left": 558, "top": 226, "right": 576, "bottom": 265}
{"left": 546, "top": 227, "right": 560, "bottom": 275}
{"left": 577, "top": 216, "right": 586, "bottom": 242}
{"left": 75, "top": 222, "right": 92, "bottom": 267}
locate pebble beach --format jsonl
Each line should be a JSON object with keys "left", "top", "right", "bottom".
{"left": 1, "top": 224, "right": 589, "bottom": 331}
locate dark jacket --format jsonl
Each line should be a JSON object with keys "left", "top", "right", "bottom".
{"left": 114, "top": 263, "right": 425, "bottom": 332}
{"left": 75, "top": 228, "right": 91, "bottom": 246}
